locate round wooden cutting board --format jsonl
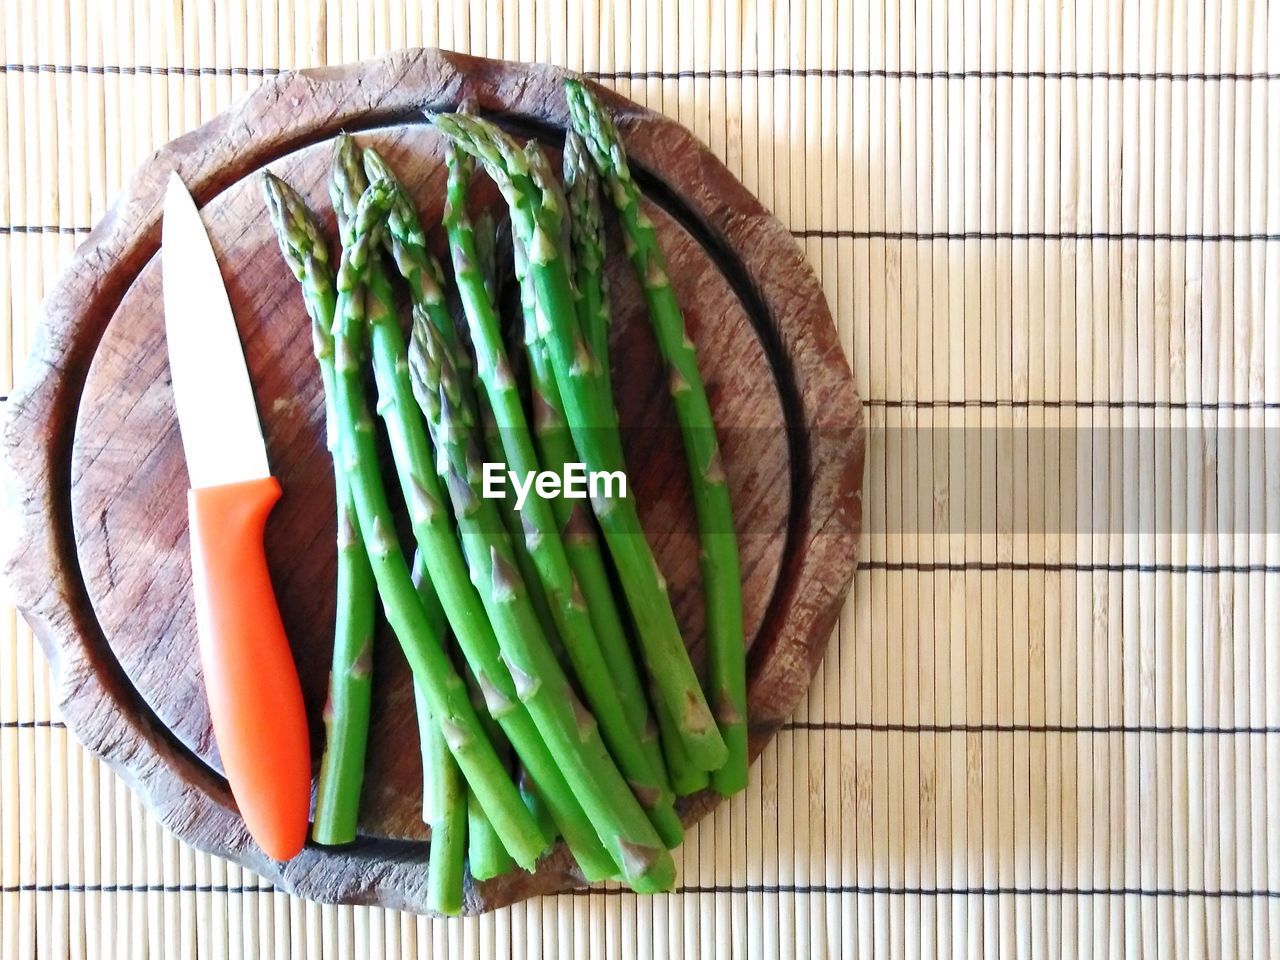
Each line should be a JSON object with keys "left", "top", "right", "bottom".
{"left": 2, "top": 49, "right": 864, "bottom": 914}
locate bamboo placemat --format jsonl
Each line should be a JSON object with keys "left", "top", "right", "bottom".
{"left": 3, "top": 0, "right": 1279, "bottom": 956}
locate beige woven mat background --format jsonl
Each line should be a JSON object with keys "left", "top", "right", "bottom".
{"left": 3, "top": 0, "right": 1279, "bottom": 957}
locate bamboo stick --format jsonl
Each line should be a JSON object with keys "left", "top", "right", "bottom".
{"left": 790, "top": 0, "right": 817, "bottom": 953}
{"left": 2, "top": 2, "right": 1279, "bottom": 957}
{"left": 1245, "top": 3, "right": 1271, "bottom": 956}
{"left": 1202, "top": 0, "right": 1226, "bottom": 950}
{"left": 1131, "top": 0, "right": 1162, "bottom": 952}
{"left": 1008, "top": 0, "right": 1034, "bottom": 952}
{"left": 1025, "top": 0, "right": 1049, "bottom": 954}
{"left": 1047, "top": 1, "right": 1074, "bottom": 953}
{"left": 1232, "top": 5, "right": 1264, "bottom": 957}
{"left": 1167, "top": 5, "right": 1191, "bottom": 956}
{"left": 891, "top": 3, "right": 920, "bottom": 957}
{"left": 958, "top": 0, "right": 982, "bottom": 951}
{"left": 866, "top": 3, "right": 890, "bottom": 958}
{"left": 924, "top": 0, "right": 954, "bottom": 953}
{"left": 1151, "top": 0, "right": 1179, "bottom": 955}
{"left": 723, "top": 4, "right": 752, "bottom": 957}
{"left": 1265, "top": 8, "right": 1280, "bottom": 958}
{"left": 1082, "top": 1, "right": 1106, "bottom": 951}
{"left": 1183, "top": 0, "right": 1208, "bottom": 951}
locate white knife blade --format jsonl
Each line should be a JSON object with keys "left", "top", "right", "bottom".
{"left": 162, "top": 171, "right": 271, "bottom": 489}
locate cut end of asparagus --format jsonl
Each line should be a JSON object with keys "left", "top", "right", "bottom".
{"left": 614, "top": 839, "right": 675, "bottom": 894}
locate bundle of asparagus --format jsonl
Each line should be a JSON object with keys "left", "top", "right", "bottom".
{"left": 262, "top": 78, "right": 745, "bottom": 914}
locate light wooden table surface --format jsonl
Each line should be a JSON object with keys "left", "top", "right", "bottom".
{"left": 3, "top": 1, "right": 1279, "bottom": 957}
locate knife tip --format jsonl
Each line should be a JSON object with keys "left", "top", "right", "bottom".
{"left": 164, "top": 170, "right": 194, "bottom": 210}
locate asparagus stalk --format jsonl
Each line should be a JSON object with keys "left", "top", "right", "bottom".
{"left": 561, "top": 131, "right": 612, "bottom": 399}
{"left": 430, "top": 112, "right": 728, "bottom": 773}
{"left": 334, "top": 145, "right": 481, "bottom": 885}
{"left": 424, "top": 543, "right": 518, "bottom": 885}
{"left": 527, "top": 140, "right": 717, "bottom": 794}
{"left": 452, "top": 551, "right": 518, "bottom": 885}
{"left": 518, "top": 766, "right": 559, "bottom": 847}
{"left": 533, "top": 148, "right": 711, "bottom": 800}
{"left": 408, "top": 305, "right": 675, "bottom": 892}
{"left": 409, "top": 553, "right": 467, "bottom": 914}
{"left": 475, "top": 253, "right": 562, "bottom": 860}
{"left": 413, "top": 681, "right": 466, "bottom": 911}
{"left": 511, "top": 227, "right": 700, "bottom": 805}
{"left": 343, "top": 136, "right": 611, "bottom": 880}
{"left": 426, "top": 362, "right": 521, "bottom": 888}
{"left": 460, "top": 663, "right": 517, "bottom": 881}
{"left": 465, "top": 789, "right": 513, "bottom": 881}
{"left": 565, "top": 80, "right": 749, "bottom": 794}
{"left": 362, "top": 147, "right": 472, "bottom": 371}
{"left": 470, "top": 212, "right": 567, "bottom": 667}
{"left": 325, "top": 174, "right": 545, "bottom": 869}
{"left": 263, "top": 172, "right": 378, "bottom": 846}
{"left": 368, "top": 146, "right": 567, "bottom": 666}
{"left": 332, "top": 137, "right": 623, "bottom": 885}
{"left": 475, "top": 347, "right": 570, "bottom": 671}
{"left": 441, "top": 142, "right": 683, "bottom": 846}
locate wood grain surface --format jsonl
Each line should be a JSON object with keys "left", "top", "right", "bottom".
{"left": 2, "top": 49, "right": 863, "bottom": 914}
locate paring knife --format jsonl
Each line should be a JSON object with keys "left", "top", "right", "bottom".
{"left": 162, "top": 172, "right": 311, "bottom": 861}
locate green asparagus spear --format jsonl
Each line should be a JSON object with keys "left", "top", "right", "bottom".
{"left": 441, "top": 142, "right": 683, "bottom": 846}
{"left": 339, "top": 139, "right": 613, "bottom": 880}
{"left": 456, "top": 617, "right": 517, "bottom": 882}
{"left": 429, "top": 112, "right": 728, "bottom": 773}
{"left": 334, "top": 146, "right": 478, "bottom": 890}
{"left": 531, "top": 146, "right": 710, "bottom": 799}
{"left": 476, "top": 391, "right": 568, "bottom": 667}
{"left": 414, "top": 681, "right": 466, "bottom": 911}
{"left": 337, "top": 145, "right": 613, "bottom": 884}
{"left": 326, "top": 175, "right": 545, "bottom": 869}
{"left": 369, "top": 145, "right": 566, "bottom": 665}
{"left": 517, "top": 766, "right": 559, "bottom": 847}
{"left": 428, "top": 423, "right": 519, "bottom": 888}
{"left": 527, "top": 141, "right": 715, "bottom": 795}
{"left": 469, "top": 212, "right": 567, "bottom": 668}
{"left": 466, "top": 785, "right": 515, "bottom": 881}
{"left": 535, "top": 146, "right": 711, "bottom": 798}
{"left": 565, "top": 80, "right": 748, "bottom": 794}
{"left": 463, "top": 680, "right": 517, "bottom": 885}
{"left": 408, "top": 306, "right": 675, "bottom": 892}
{"left": 560, "top": 130, "right": 612, "bottom": 399}
{"left": 262, "top": 172, "right": 378, "bottom": 846}
{"left": 424, "top": 542, "right": 517, "bottom": 885}
{"left": 410, "top": 553, "right": 467, "bottom": 914}
{"left": 473, "top": 256, "right": 562, "bottom": 857}
{"left": 361, "top": 146, "right": 472, "bottom": 372}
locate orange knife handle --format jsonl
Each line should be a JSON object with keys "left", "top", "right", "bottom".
{"left": 188, "top": 477, "right": 311, "bottom": 861}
